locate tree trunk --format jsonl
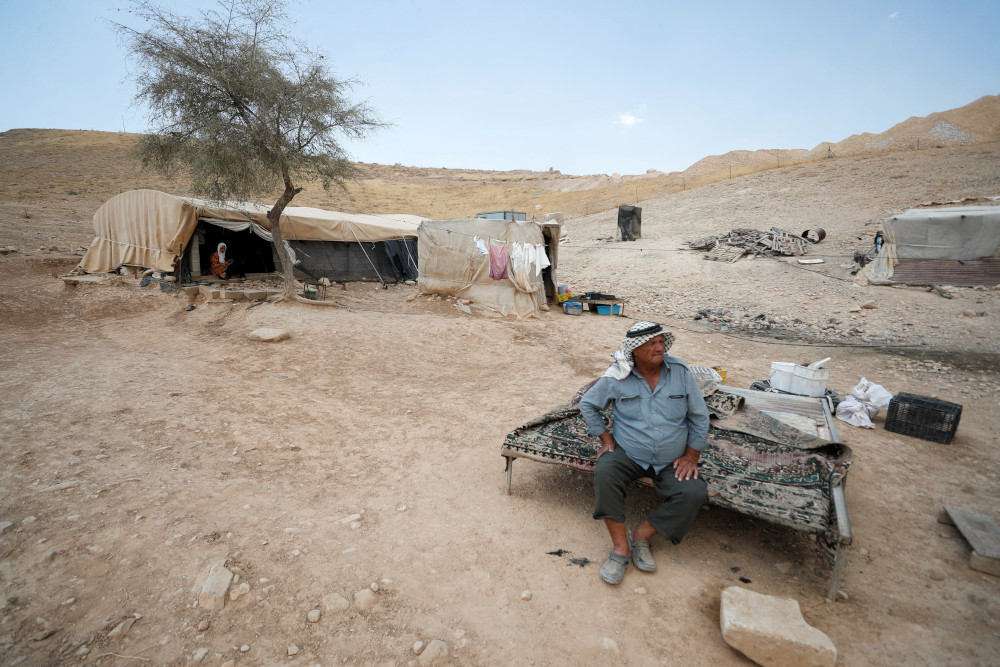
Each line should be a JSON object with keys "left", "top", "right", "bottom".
{"left": 267, "top": 181, "right": 303, "bottom": 297}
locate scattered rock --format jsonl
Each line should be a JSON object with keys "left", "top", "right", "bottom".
{"left": 229, "top": 582, "right": 250, "bottom": 601}
{"left": 602, "top": 637, "right": 618, "bottom": 652}
{"left": 307, "top": 609, "right": 321, "bottom": 623}
{"left": 287, "top": 645, "right": 299, "bottom": 656}
{"left": 413, "top": 641, "right": 424, "bottom": 655}
{"left": 721, "top": 586, "right": 836, "bottom": 667}
{"left": 42, "top": 548, "right": 66, "bottom": 562}
{"left": 520, "top": 589, "right": 532, "bottom": 601}
{"left": 61, "top": 598, "right": 75, "bottom": 606}
{"left": 107, "top": 614, "right": 140, "bottom": 639}
{"left": 929, "top": 570, "right": 946, "bottom": 581}
{"left": 633, "top": 587, "right": 647, "bottom": 595}
{"left": 192, "top": 647, "right": 208, "bottom": 662}
{"left": 199, "top": 560, "right": 234, "bottom": 611}
{"left": 354, "top": 588, "right": 376, "bottom": 610}
{"left": 22, "top": 516, "right": 36, "bottom": 524}
{"left": 197, "top": 619, "right": 210, "bottom": 632}
{"left": 0, "top": 521, "right": 13, "bottom": 534}
{"left": 240, "top": 644, "right": 250, "bottom": 652}
{"left": 861, "top": 301, "right": 876, "bottom": 309}
{"left": 321, "top": 593, "right": 350, "bottom": 612}
{"left": 40, "top": 481, "right": 79, "bottom": 493}
{"left": 340, "top": 513, "right": 362, "bottom": 524}
{"left": 418, "top": 639, "right": 448, "bottom": 665}
{"left": 248, "top": 328, "right": 290, "bottom": 342}
{"left": 222, "top": 662, "right": 235, "bottom": 667}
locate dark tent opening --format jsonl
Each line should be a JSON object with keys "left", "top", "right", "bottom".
{"left": 179, "top": 221, "right": 276, "bottom": 282}
{"left": 288, "top": 238, "right": 418, "bottom": 283}
{"left": 199, "top": 222, "right": 275, "bottom": 274}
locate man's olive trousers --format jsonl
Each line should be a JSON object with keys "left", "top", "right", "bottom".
{"left": 593, "top": 445, "right": 707, "bottom": 543}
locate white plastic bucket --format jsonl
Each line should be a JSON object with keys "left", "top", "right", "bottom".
{"left": 770, "top": 361, "right": 830, "bottom": 397}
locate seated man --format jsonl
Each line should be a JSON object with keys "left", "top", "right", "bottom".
{"left": 579, "top": 321, "right": 709, "bottom": 585}
{"left": 208, "top": 242, "right": 246, "bottom": 281}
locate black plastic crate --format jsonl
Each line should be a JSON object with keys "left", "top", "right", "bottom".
{"left": 884, "top": 392, "right": 962, "bottom": 444}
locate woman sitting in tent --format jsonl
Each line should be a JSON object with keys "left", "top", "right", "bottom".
{"left": 209, "top": 243, "right": 246, "bottom": 281}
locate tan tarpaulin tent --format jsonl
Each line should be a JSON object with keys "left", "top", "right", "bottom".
{"left": 860, "top": 206, "right": 1000, "bottom": 284}
{"left": 79, "top": 189, "right": 425, "bottom": 273}
{"left": 418, "top": 218, "right": 559, "bottom": 319}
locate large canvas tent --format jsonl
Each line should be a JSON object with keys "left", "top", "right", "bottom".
{"left": 418, "top": 218, "right": 560, "bottom": 319}
{"left": 861, "top": 206, "right": 1000, "bottom": 286}
{"left": 78, "top": 189, "right": 425, "bottom": 282}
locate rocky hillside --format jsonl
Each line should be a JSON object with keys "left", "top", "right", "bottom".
{"left": 1, "top": 95, "right": 998, "bottom": 220}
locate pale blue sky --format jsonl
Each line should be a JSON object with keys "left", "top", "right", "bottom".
{"left": 1, "top": 1, "right": 997, "bottom": 175}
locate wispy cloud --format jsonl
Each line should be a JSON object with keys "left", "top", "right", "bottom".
{"left": 888, "top": 11, "right": 900, "bottom": 19}
{"left": 615, "top": 113, "right": 643, "bottom": 127}
{"left": 615, "top": 105, "right": 646, "bottom": 128}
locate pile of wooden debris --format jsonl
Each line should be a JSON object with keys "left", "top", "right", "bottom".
{"left": 686, "top": 227, "right": 816, "bottom": 263}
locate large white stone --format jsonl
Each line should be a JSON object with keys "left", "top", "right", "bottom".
{"left": 198, "top": 560, "right": 233, "bottom": 611}
{"left": 720, "top": 587, "right": 836, "bottom": 667}
{"left": 248, "top": 328, "right": 290, "bottom": 342}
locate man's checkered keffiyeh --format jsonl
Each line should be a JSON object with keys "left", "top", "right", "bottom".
{"left": 603, "top": 321, "right": 676, "bottom": 380}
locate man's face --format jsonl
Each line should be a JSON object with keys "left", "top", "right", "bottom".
{"left": 633, "top": 335, "right": 665, "bottom": 367}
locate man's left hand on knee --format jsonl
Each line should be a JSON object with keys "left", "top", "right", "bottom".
{"left": 672, "top": 447, "right": 701, "bottom": 481}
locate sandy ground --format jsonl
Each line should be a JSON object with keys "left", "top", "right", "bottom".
{"left": 1, "top": 146, "right": 999, "bottom": 666}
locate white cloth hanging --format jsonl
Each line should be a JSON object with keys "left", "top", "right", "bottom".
{"left": 473, "top": 236, "right": 489, "bottom": 255}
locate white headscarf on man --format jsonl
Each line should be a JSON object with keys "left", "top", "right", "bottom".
{"left": 603, "top": 321, "right": 676, "bottom": 380}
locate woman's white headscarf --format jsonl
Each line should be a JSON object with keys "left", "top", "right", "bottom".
{"left": 603, "top": 321, "right": 676, "bottom": 380}
{"left": 217, "top": 243, "right": 227, "bottom": 264}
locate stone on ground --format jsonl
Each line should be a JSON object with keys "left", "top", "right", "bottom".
{"left": 198, "top": 560, "right": 234, "bottom": 611}
{"left": 418, "top": 639, "right": 448, "bottom": 665}
{"left": 720, "top": 586, "right": 836, "bottom": 667}
{"left": 322, "top": 592, "right": 350, "bottom": 612}
{"left": 248, "top": 328, "right": 290, "bottom": 342}
{"left": 354, "top": 588, "right": 376, "bottom": 610}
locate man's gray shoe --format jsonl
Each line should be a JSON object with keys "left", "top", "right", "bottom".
{"left": 599, "top": 552, "right": 630, "bottom": 585}
{"left": 629, "top": 537, "right": 657, "bottom": 572}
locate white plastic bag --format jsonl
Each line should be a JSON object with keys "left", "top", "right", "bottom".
{"left": 851, "top": 377, "right": 893, "bottom": 417}
{"left": 836, "top": 377, "right": 893, "bottom": 428}
{"left": 836, "top": 396, "right": 875, "bottom": 428}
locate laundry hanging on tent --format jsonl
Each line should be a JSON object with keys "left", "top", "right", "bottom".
{"left": 508, "top": 243, "right": 537, "bottom": 293}
{"left": 489, "top": 243, "right": 509, "bottom": 280}
{"left": 532, "top": 243, "right": 551, "bottom": 276}
{"left": 474, "top": 236, "right": 489, "bottom": 255}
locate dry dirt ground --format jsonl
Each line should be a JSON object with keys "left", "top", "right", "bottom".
{"left": 1, "top": 146, "right": 999, "bottom": 666}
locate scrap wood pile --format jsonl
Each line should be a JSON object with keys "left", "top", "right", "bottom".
{"left": 687, "top": 227, "right": 815, "bottom": 263}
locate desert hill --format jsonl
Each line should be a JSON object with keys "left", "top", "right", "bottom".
{"left": 2, "top": 95, "right": 998, "bottom": 222}
{"left": 812, "top": 93, "right": 1000, "bottom": 157}
{"left": 682, "top": 94, "right": 1000, "bottom": 178}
